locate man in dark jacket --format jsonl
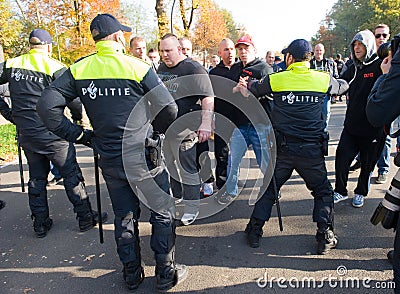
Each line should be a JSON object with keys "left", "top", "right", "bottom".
{"left": 242, "top": 39, "right": 348, "bottom": 255}
{"left": 215, "top": 35, "right": 273, "bottom": 205}
{"left": 366, "top": 36, "right": 400, "bottom": 294}
{"left": 209, "top": 38, "right": 241, "bottom": 190}
{"left": 333, "top": 29, "right": 385, "bottom": 208}
{"left": 0, "top": 29, "right": 104, "bottom": 238}
{"left": 37, "top": 14, "right": 187, "bottom": 291}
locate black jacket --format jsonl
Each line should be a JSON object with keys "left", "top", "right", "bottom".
{"left": 341, "top": 30, "right": 383, "bottom": 138}
{"left": 38, "top": 41, "right": 177, "bottom": 163}
{"left": 366, "top": 48, "right": 400, "bottom": 127}
{"left": 230, "top": 58, "right": 273, "bottom": 126}
{"left": 0, "top": 48, "right": 70, "bottom": 153}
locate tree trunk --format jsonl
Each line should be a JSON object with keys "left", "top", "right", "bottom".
{"left": 155, "top": 0, "right": 169, "bottom": 39}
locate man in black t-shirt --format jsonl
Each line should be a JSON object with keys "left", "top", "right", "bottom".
{"left": 158, "top": 33, "right": 214, "bottom": 226}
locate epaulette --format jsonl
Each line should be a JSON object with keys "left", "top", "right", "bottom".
{"left": 74, "top": 52, "right": 97, "bottom": 64}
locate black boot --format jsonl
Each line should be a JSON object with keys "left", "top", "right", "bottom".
{"left": 155, "top": 249, "right": 188, "bottom": 291}
{"left": 316, "top": 228, "right": 338, "bottom": 255}
{"left": 75, "top": 199, "right": 108, "bottom": 232}
{"left": 123, "top": 261, "right": 144, "bottom": 290}
{"left": 32, "top": 212, "right": 53, "bottom": 238}
{"left": 245, "top": 217, "right": 265, "bottom": 248}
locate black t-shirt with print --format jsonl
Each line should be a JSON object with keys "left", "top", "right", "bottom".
{"left": 157, "top": 58, "right": 214, "bottom": 119}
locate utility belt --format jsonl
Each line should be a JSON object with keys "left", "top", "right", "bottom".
{"left": 275, "top": 131, "right": 329, "bottom": 156}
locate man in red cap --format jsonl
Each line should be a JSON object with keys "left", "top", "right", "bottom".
{"left": 215, "top": 35, "right": 273, "bottom": 205}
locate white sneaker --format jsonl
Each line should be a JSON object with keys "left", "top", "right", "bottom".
{"left": 333, "top": 191, "right": 348, "bottom": 204}
{"left": 202, "top": 182, "right": 214, "bottom": 197}
{"left": 181, "top": 212, "right": 199, "bottom": 226}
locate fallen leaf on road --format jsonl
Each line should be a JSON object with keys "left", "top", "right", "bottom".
{"left": 84, "top": 254, "right": 95, "bottom": 261}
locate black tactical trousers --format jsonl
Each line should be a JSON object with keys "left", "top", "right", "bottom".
{"left": 24, "top": 142, "right": 86, "bottom": 215}
{"left": 100, "top": 158, "right": 175, "bottom": 265}
{"left": 252, "top": 142, "right": 334, "bottom": 229}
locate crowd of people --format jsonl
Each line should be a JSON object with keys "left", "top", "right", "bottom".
{"left": 1, "top": 13, "right": 400, "bottom": 292}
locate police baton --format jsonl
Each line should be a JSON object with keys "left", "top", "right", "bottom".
{"left": 272, "top": 175, "right": 283, "bottom": 232}
{"left": 93, "top": 149, "right": 104, "bottom": 244}
{"left": 16, "top": 130, "right": 25, "bottom": 192}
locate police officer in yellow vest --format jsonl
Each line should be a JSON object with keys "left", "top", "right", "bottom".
{"left": 37, "top": 14, "right": 187, "bottom": 291}
{"left": 240, "top": 39, "right": 349, "bottom": 255}
{"left": 0, "top": 29, "right": 106, "bottom": 238}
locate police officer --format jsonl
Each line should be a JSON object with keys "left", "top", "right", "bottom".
{"left": 0, "top": 29, "right": 105, "bottom": 238}
{"left": 37, "top": 14, "right": 187, "bottom": 291}
{"left": 241, "top": 39, "right": 349, "bottom": 255}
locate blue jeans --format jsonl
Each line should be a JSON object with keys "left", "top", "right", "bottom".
{"left": 377, "top": 136, "right": 391, "bottom": 175}
{"left": 50, "top": 161, "right": 61, "bottom": 179}
{"left": 226, "top": 123, "right": 270, "bottom": 196}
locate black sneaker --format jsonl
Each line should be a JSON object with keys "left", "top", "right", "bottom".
{"left": 123, "top": 262, "right": 144, "bottom": 290}
{"left": 316, "top": 229, "right": 338, "bottom": 255}
{"left": 349, "top": 161, "right": 361, "bottom": 172}
{"left": 0, "top": 200, "right": 5, "bottom": 210}
{"left": 47, "top": 176, "right": 63, "bottom": 186}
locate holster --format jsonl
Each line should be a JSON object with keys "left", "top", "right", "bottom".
{"left": 145, "top": 133, "right": 165, "bottom": 168}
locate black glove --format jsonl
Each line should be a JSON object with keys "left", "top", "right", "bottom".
{"left": 75, "top": 129, "right": 93, "bottom": 148}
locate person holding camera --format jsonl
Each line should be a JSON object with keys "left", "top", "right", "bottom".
{"left": 333, "top": 29, "right": 386, "bottom": 208}
{"left": 366, "top": 33, "right": 400, "bottom": 293}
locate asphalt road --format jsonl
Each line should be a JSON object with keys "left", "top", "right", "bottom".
{"left": 0, "top": 102, "right": 396, "bottom": 293}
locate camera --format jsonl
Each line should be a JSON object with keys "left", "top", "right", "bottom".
{"left": 377, "top": 34, "right": 400, "bottom": 60}
{"left": 371, "top": 168, "right": 400, "bottom": 229}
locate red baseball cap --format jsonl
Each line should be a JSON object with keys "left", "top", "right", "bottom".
{"left": 235, "top": 35, "right": 255, "bottom": 48}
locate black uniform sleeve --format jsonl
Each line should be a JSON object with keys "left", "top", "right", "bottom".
{"left": 0, "top": 62, "right": 8, "bottom": 85}
{"left": 141, "top": 68, "right": 178, "bottom": 133}
{"left": 0, "top": 97, "right": 13, "bottom": 123}
{"left": 248, "top": 75, "right": 273, "bottom": 98}
{"left": 37, "top": 69, "right": 83, "bottom": 142}
{"left": 366, "top": 51, "right": 400, "bottom": 127}
{"left": 327, "top": 76, "right": 349, "bottom": 96}
{"left": 66, "top": 98, "right": 83, "bottom": 122}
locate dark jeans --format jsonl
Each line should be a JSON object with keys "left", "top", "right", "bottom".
{"left": 214, "top": 133, "right": 229, "bottom": 189}
{"left": 335, "top": 129, "right": 385, "bottom": 196}
{"left": 101, "top": 158, "right": 175, "bottom": 264}
{"left": 252, "top": 142, "right": 333, "bottom": 229}
{"left": 196, "top": 140, "right": 214, "bottom": 184}
{"left": 24, "top": 143, "right": 85, "bottom": 215}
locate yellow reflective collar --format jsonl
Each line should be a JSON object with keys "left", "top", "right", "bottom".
{"left": 70, "top": 41, "right": 151, "bottom": 82}
{"left": 6, "top": 48, "right": 65, "bottom": 76}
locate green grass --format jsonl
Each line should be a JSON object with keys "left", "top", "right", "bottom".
{"left": 0, "top": 124, "right": 17, "bottom": 162}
